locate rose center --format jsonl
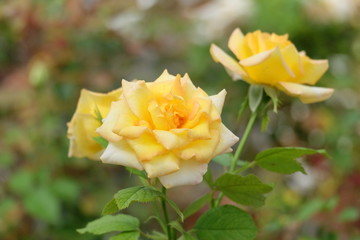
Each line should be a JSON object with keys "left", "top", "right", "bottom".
{"left": 160, "top": 96, "right": 187, "bottom": 129}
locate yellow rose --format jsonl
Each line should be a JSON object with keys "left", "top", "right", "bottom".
{"left": 210, "top": 28, "right": 334, "bottom": 103}
{"left": 67, "top": 88, "right": 122, "bottom": 160}
{"left": 96, "top": 70, "right": 239, "bottom": 188}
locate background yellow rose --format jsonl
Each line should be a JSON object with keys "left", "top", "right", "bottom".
{"left": 97, "top": 70, "right": 239, "bottom": 188}
{"left": 67, "top": 88, "right": 121, "bottom": 160}
{"left": 211, "top": 28, "right": 334, "bottom": 103}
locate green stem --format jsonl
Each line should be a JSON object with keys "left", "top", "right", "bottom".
{"left": 230, "top": 110, "right": 258, "bottom": 172}
{"left": 161, "top": 187, "right": 173, "bottom": 240}
{"left": 215, "top": 109, "right": 259, "bottom": 207}
{"left": 234, "top": 161, "right": 256, "bottom": 174}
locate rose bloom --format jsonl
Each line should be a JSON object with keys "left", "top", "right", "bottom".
{"left": 67, "top": 88, "right": 122, "bottom": 160}
{"left": 96, "top": 71, "right": 239, "bottom": 188}
{"left": 210, "top": 28, "right": 334, "bottom": 103}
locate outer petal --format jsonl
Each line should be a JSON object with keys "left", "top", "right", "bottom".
{"left": 100, "top": 141, "right": 143, "bottom": 170}
{"left": 228, "top": 28, "right": 244, "bottom": 60}
{"left": 210, "top": 44, "right": 249, "bottom": 81}
{"left": 68, "top": 113, "right": 103, "bottom": 160}
{"left": 122, "top": 80, "right": 154, "bottom": 121}
{"left": 159, "top": 161, "right": 208, "bottom": 188}
{"left": 296, "top": 54, "right": 329, "bottom": 85}
{"left": 154, "top": 69, "right": 176, "bottom": 82}
{"left": 97, "top": 100, "right": 133, "bottom": 142}
{"left": 276, "top": 82, "right": 334, "bottom": 103}
{"left": 142, "top": 152, "right": 180, "bottom": 178}
{"left": 280, "top": 44, "right": 302, "bottom": 79}
{"left": 210, "top": 89, "right": 227, "bottom": 114}
{"left": 240, "top": 46, "right": 295, "bottom": 85}
{"left": 212, "top": 123, "right": 239, "bottom": 157}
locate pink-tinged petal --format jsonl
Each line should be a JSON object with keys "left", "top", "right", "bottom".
{"left": 142, "top": 152, "right": 180, "bottom": 178}
{"left": 122, "top": 80, "right": 154, "bottom": 121}
{"left": 228, "top": 28, "right": 244, "bottom": 60}
{"left": 210, "top": 89, "right": 227, "bottom": 114}
{"left": 296, "top": 54, "right": 329, "bottom": 85}
{"left": 212, "top": 124, "right": 239, "bottom": 157}
{"left": 100, "top": 141, "right": 143, "bottom": 170}
{"left": 159, "top": 161, "right": 208, "bottom": 188}
{"left": 153, "top": 130, "right": 189, "bottom": 150}
{"left": 240, "top": 46, "right": 295, "bottom": 85}
{"left": 276, "top": 82, "right": 334, "bottom": 103}
{"left": 210, "top": 44, "right": 249, "bottom": 81}
{"left": 126, "top": 132, "right": 166, "bottom": 161}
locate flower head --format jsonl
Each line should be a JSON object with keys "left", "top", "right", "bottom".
{"left": 96, "top": 70, "right": 239, "bottom": 188}
{"left": 67, "top": 88, "right": 122, "bottom": 160}
{"left": 210, "top": 28, "right": 334, "bottom": 103}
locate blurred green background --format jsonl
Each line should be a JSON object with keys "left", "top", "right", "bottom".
{"left": 0, "top": 0, "right": 359, "bottom": 239}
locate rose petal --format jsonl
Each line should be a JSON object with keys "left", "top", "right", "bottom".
{"left": 154, "top": 69, "right": 176, "bottom": 82}
{"left": 276, "top": 81, "right": 334, "bottom": 103}
{"left": 228, "top": 28, "right": 244, "bottom": 60}
{"left": 122, "top": 80, "right": 154, "bottom": 121}
{"left": 212, "top": 123, "right": 239, "bottom": 157}
{"left": 176, "top": 126, "right": 220, "bottom": 162}
{"left": 143, "top": 152, "right": 180, "bottom": 178}
{"left": 240, "top": 46, "right": 295, "bottom": 85}
{"left": 210, "top": 89, "right": 227, "bottom": 114}
{"left": 159, "top": 161, "right": 208, "bottom": 188}
{"left": 100, "top": 141, "right": 143, "bottom": 170}
{"left": 280, "top": 44, "right": 302, "bottom": 78}
{"left": 126, "top": 132, "right": 166, "bottom": 161}
{"left": 153, "top": 130, "right": 189, "bottom": 150}
{"left": 68, "top": 113, "right": 103, "bottom": 160}
{"left": 210, "top": 44, "right": 249, "bottom": 81}
{"left": 148, "top": 100, "right": 170, "bottom": 130}
{"left": 97, "top": 100, "right": 137, "bottom": 142}
{"left": 296, "top": 54, "right": 329, "bottom": 85}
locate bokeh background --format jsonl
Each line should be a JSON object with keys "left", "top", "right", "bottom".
{"left": 0, "top": 0, "right": 359, "bottom": 239}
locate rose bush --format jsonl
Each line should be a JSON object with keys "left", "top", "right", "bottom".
{"left": 96, "top": 70, "right": 239, "bottom": 188}
{"left": 210, "top": 28, "right": 334, "bottom": 103}
{"left": 67, "top": 88, "right": 122, "bottom": 160}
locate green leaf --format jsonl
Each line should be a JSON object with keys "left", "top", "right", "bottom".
{"left": 24, "top": 189, "right": 61, "bottom": 224}
{"left": 255, "top": 147, "right": 328, "bottom": 174}
{"left": 51, "top": 178, "right": 79, "bottom": 203}
{"left": 261, "top": 110, "right": 270, "bottom": 132}
{"left": 94, "top": 104, "right": 103, "bottom": 123}
{"left": 212, "top": 153, "right": 232, "bottom": 166}
{"left": 248, "top": 84, "right": 263, "bottom": 112}
{"left": 170, "top": 221, "right": 185, "bottom": 233}
{"left": 203, "top": 169, "right": 214, "bottom": 188}
{"left": 9, "top": 170, "right": 34, "bottom": 196}
{"left": 296, "top": 199, "right": 324, "bottom": 221}
{"left": 148, "top": 231, "right": 168, "bottom": 240}
{"left": 126, "top": 167, "right": 148, "bottom": 179}
{"left": 264, "top": 86, "right": 279, "bottom": 113}
{"left": 338, "top": 207, "right": 360, "bottom": 222}
{"left": 178, "top": 232, "right": 197, "bottom": 240}
{"left": 183, "top": 193, "right": 211, "bottom": 219}
{"left": 164, "top": 196, "right": 184, "bottom": 221}
{"left": 77, "top": 214, "right": 139, "bottom": 235}
{"left": 93, "top": 136, "right": 108, "bottom": 148}
{"left": 114, "top": 186, "right": 162, "bottom": 210}
{"left": 102, "top": 199, "right": 119, "bottom": 215}
{"left": 214, "top": 174, "right": 273, "bottom": 207}
{"left": 237, "top": 96, "right": 249, "bottom": 121}
{"left": 110, "top": 231, "right": 140, "bottom": 240}
{"left": 194, "top": 205, "right": 257, "bottom": 240}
